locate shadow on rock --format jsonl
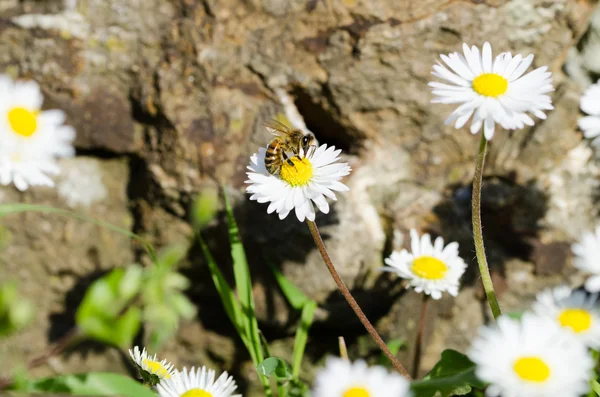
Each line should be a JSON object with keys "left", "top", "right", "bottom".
{"left": 431, "top": 175, "right": 549, "bottom": 287}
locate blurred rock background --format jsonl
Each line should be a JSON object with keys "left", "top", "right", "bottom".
{"left": 1, "top": 0, "right": 599, "bottom": 394}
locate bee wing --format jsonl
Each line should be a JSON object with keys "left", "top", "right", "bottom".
{"left": 264, "top": 119, "right": 293, "bottom": 136}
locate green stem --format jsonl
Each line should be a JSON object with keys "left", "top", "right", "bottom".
{"left": 306, "top": 220, "right": 412, "bottom": 379}
{"left": 472, "top": 134, "right": 502, "bottom": 319}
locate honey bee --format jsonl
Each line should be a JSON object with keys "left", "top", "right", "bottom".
{"left": 264, "top": 119, "right": 315, "bottom": 175}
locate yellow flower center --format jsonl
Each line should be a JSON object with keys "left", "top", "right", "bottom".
{"left": 343, "top": 387, "right": 370, "bottom": 397}
{"left": 513, "top": 356, "right": 551, "bottom": 383}
{"left": 411, "top": 256, "right": 448, "bottom": 280}
{"left": 558, "top": 308, "right": 592, "bottom": 333}
{"left": 181, "top": 390, "right": 213, "bottom": 397}
{"left": 7, "top": 107, "right": 38, "bottom": 137}
{"left": 142, "top": 358, "right": 170, "bottom": 379}
{"left": 279, "top": 156, "right": 313, "bottom": 187}
{"left": 472, "top": 73, "right": 508, "bottom": 97}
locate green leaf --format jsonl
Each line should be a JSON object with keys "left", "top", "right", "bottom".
{"left": 192, "top": 187, "right": 220, "bottom": 228}
{"left": 592, "top": 380, "right": 600, "bottom": 396}
{"left": 270, "top": 264, "right": 309, "bottom": 310}
{"left": 0, "top": 204, "right": 157, "bottom": 262}
{"left": 506, "top": 311, "right": 523, "bottom": 320}
{"left": 197, "top": 234, "right": 247, "bottom": 345}
{"left": 223, "top": 190, "right": 263, "bottom": 364}
{"left": 412, "top": 350, "right": 485, "bottom": 397}
{"left": 17, "top": 372, "right": 157, "bottom": 396}
{"left": 257, "top": 357, "right": 292, "bottom": 379}
{"left": 378, "top": 338, "right": 407, "bottom": 367}
{"left": 291, "top": 301, "right": 317, "bottom": 379}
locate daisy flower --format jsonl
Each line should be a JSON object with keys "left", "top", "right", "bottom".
{"left": 468, "top": 314, "right": 593, "bottom": 397}
{"left": 0, "top": 74, "right": 75, "bottom": 191}
{"left": 312, "top": 357, "right": 411, "bottom": 397}
{"left": 532, "top": 285, "right": 600, "bottom": 349}
{"left": 157, "top": 366, "right": 241, "bottom": 397}
{"left": 578, "top": 80, "right": 600, "bottom": 146}
{"left": 129, "top": 346, "right": 175, "bottom": 385}
{"left": 430, "top": 42, "right": 554, "bottom": 140}
{"left": 246, "top": 144, "right": 351, "bottom": 222}
{"left": 382, "top": 229, "right": 467, "bottom": 300}
{"left": 572, "top": 226, "right": 600, "bottom": 292}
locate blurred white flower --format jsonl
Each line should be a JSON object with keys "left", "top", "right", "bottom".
{"left": 382, "top": 229, "right": 466, "bottom": 300}
{"left": 0, "top": 75, "right": 75, "bottom": 191}
{"left": 246, "top": 145, "right": 351, "bottom": 222}
{"left": 129, "top": 346, "right": 175, "bottom": 381}
{"left": 468, "top": 314, "right": 593, "bottom": 397}
{"left": 572, "top": 226, "right": 600, "bottom": 292}
{"left": 312, "top": 357, "right": 411, "bottom": 397}
{"left": 532, "top": 285, "right": 600, "bottom": 349}
{"left": 157, "top": 366, "right": 240, "bottom": 397}
{"left": 57, "top": 158, "right": 107, "bottom": 208}
{"left": 430, "top": 42, "right": 554, "bottom": 140}
{"left": 578, "top": 80, "right": 600, "bottom": 146}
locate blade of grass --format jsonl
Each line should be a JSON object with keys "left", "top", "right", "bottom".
{"left": 197, "top": 234, "right": 251, "bottom": 349}
{"left": 222, "top": 190, "right": 271, "bottom": 396}
{"left": 223, "top": 191, "right": 262, "bottom": 360}
{"left": 291, "top": 301, "right": 316, "bottom": 380}
{"left": 0, "top": 204, "right": 157, "bottom": 262}
{"left": 269, "top": 264, "right": 308, "bottom": 310}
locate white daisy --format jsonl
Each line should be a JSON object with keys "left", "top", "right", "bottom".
{"left": 572, "top": 226, "right": 600, "bottom": 292}
{"left": 532, "top": 285, "right": 600, "bottom": 349}
{"left": 128, "top": 346, "right": 175, "bottom": 382}
{"left": 246, "top": 144, "right": 351, "bottom": 222}
{"left": 382, "top": 229, "right": 467, "bottom": 300}
{"left": 430, "top": 42, "right": 554, "bottom": 140}
{"left": 312, "top": 357, "right": 411, "bottom": 397}
{"left": 578, "top": 80, "right": 600, "bottom": 146}
{"left": 468, "top": 314, "right": 593, "bottom": 397}
{"left": 0, "top": 74, "right": 75, "bottom": 191}
{"left": 157, "top": 366, "right": 241, "bottom": 397}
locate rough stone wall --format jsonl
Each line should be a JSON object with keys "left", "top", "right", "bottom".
{"left": 1, "top": 0, "right": 599, "bottom": 393}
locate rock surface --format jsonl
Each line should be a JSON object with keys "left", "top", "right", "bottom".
{"left": 1, "top": 0, "right": 600, "bottom": 392}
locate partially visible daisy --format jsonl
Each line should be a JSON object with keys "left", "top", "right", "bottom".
{"left": 0, "top": 74, "right": 75, "bottom": 191}
{"left": 157, "top": 366, "right": 241, "bottom": 397}
{"left": 382, "top": 229, "right": 466, "bottom": 300}
{"left": 572, "top": 226, "right": 600, "bottom": 292}
{"left": 129, "top": 346, "right": 175, "bottom": 385}
{"left": 312, "top": 357, "right": 411, "bottom": 397}
{"left": 578, "top": 80, "right": 600, "bottom": 146}
{"left": 430, "top": 42, "right": 554, "bottom": 140}
{"left": 246, "top": 144, "right": 351, "bottom": 222}
{"left": 532, "top": 285, "right": 600, "bottom": 349}
{"left": 468, "top": 314, "right": 593, "bottom": 397}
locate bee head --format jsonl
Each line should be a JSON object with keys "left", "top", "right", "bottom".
{"left": 301, "top": 133, "right": 315, "bottom": 153}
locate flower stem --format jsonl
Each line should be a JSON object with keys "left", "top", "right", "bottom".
{"left": 472, "top": 134, "right": 502, "bottom": 319}
{"left": 412, "top": 294, "right": 429, "bottom": 379}
{"left": 306, "top": 220, "right": 412, "bottom": 379}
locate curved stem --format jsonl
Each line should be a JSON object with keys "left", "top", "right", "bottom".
{"left": 472, "top": 134, "right": 502, "bottom": 319}
{"left": 306, "top": 220, "right": 412, "bottom": 379}
{"left": 412, "top": 294, "right": 429, "bottom": 379}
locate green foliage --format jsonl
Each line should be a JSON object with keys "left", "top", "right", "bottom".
{"left": 76, "top": 266, "right": 143, "bottom": 348}
{"left": 0, "top": 282, "right": 34, "bottom": 337}
{"left": 412, "top": 350, "right": 485, "bottom": 397}
{"left": 591, "top": 379, "right": 600, "bottom": 396}
{"left": 378, "top": 338, "right": 407, "bottom": 368}
{"left": 195, "top": 190, "right": 318, "bottom": 397}
{"left": 140, "top": 246, "right": 197, "bottom": 350}
{"left": 76, "top": 247, "right": 196, "bottom": 350}
{"left": 13, "top": 372, "right": 157, "bottom": 396}
{"left": 195, "top": 190, "right": 272, "bottom": 395}
{"left": 192, "top": 187, "right": 220, "bottom": 228}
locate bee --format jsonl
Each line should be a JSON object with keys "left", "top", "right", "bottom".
{"left": 264, "top": 119, "right": 315, "bottom": 175}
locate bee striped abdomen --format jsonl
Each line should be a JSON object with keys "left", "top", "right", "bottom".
{"left": 265, "top": 139, "right": 283, "bottom": 175}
